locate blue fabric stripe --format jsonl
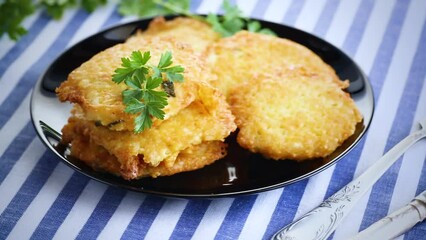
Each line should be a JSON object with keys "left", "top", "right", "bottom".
{"left": 404, "top": 222, "right": 426, "bottom": 240}
{"left": 75, "top": 187, "right": 127, "bottom": 240}
{"left": 324, "top": 141, "right": 367, "bottom": 200}
{"left": 262, "top": 2, "right": 339, "bottom": 238}
{"left": 312, "top": 0, "right": 340, "bottom": 36}
{"left": 163, "top": 1, "right": 269, "bottom": 238}
{"left": 0, "top": 9, "right": 90, "bottom": 129}
{"left": 214, "top": 195, "right": 257, "bottom": 240}
{"left": 360, "top": 18, "right": 426, "bottom": 231}
{"left": 262, "top": 180, "right": 309, "bottom": 239}
{"left": 322, "top": 0, "right": 375, "bottom": 199}
{"left": 0, "top": 121, "right": 36, "bottom": 184}
{"left": 281, "top": 0, "right": 305, "bottom": 26}
{"left": 252, "top": 0, "right": 272, "bottom": 19}
{"left": 169, "top": 199, "right": 211, "bottom": 239}
{"left": 324, "top": 0, "right": 411, "bottom": 200}
{"left": 29, "top": 173, "right": 90, "bottom": 240}
{"left": 341, "top": 0, "right": 374, "bottom": 57}
{"left": 0, "top": 12, "right": 49, "bottom": 81}
{"left": 120, "top": 196, "right": 166, "bottom": 239}
{"left": 0, "top": 150, "right": 59, "bottom": 239}
{"left": 169, "top": 1, "right": 275, "bottom": 237}
{"left": 190, "top": 0, "right": 203, "bottom": 12}
{"left": 26, "top": 9, "right": 121, "bottom": 239}
{"left": 368, "top": 0, "right": 410, "bottom": 99}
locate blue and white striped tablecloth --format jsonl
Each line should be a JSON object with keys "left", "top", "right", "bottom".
{"left": 1, "top": 0, "right": 425, "bottom": 239}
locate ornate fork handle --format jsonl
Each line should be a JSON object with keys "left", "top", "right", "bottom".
{"left": 271, "top": 127, "right": 426, "bottom": 240}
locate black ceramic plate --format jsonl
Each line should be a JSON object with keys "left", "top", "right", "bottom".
{"left": 30, "top": 16, "right": 374, "bottom": 198}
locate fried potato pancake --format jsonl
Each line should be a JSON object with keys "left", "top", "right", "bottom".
{"left": 67, "top": 131, "right": 226, "bottom": 179}
{"left": 56, "top": 37, "right": 212, "bottom": 131}
{"left": 229, "top": 69, "right": 362, "bottom": 160}
{"left": 129, "top": 16, "right": 220, "bottom": 53}
{"left": 204, "top": 31, "right": 348, "bottom": 97}
{"left": 62, "top": 81, "right": 236, "bottom": 179}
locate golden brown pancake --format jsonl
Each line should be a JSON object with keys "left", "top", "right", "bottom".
{"left": 56, "top": 37, "right": 213, "bottom": 131}
{"left": 204, "top": 31, "right": 348, "bottom": 98}
{"left": 67, "top": 131, "right": 227, "bottom": 179}
{"left": 229, "top": 68, "right": 362, "bottom": 161}
{"left": 130, "top": 16, "right": 220, "bottom": 53}
{"left": 61, "top": 81, "right": 236, "bottom": 179}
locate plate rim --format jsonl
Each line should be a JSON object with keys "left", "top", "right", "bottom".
{"left": 30, "top": 15, "right": 375, "bottom": 198}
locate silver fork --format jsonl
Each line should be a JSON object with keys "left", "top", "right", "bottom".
{"left": 271, "top": 117, "right": 426, "bottom": 240}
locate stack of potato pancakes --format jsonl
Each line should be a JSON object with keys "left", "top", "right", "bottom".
{"left": 56, "top": 17, "right": 362, "bottom": 180}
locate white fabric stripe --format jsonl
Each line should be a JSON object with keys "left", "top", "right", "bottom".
{"left": 333, "top": 0, "right": 426, "bottom": 239}
{"left": 325, "top": 0, "right": 362, "bottom": 47}
{"left": 191, "top": 198, "right": 234, "bottom": 240}
{"left": 293, "top": 167, "right": 335, "bottom": 219}
{"left": 0, "top": 9, "right": 77, "bottom": 105}
{"left": 144, "top": 199, "right": 188, "bottom": 240}
{"left": 354, "top": 0, "right": 397, "bottom": 73}
{"left": 387, "top": 75, "right": 426, "bottom": 217}
{"left": 3, "top": 7, "right": 118, "bottom": 239}
{"left": 291, "top": 0, "right": 360, "bottom": 221}
{"left": 294, "top": 0, "right": 327, "bottom": 32}
{"left": 236, "top": 0, "right": 258, "bottom": 16}
{"left": 195, "top": 0, "right": 223, "bottom": 14}
{"left": 192, "top": 1, "right": 293, "bottom": 237}
{"left": 0, "top": 5, "right": 114, "bottom": 158}
{"left": 67, "top": 4, "right": 117, "bottom": 47}
{"left": 237, "top": 189, "right": 283, "bottom": 240}
{"left": 263, "top": 0, "right": 291, "bottom": 23}
{"left": 52, "top": 181, "right": 108, "bottom": 240}
{"left": 97, "top": 192, "right": 145, "bottom": 240}
{"left": 94, "top": 2, "right": 223, "bottom": 238}
{"left": 238, "top": 1, "right": 340, "bottom": 236}
{"left": 0, "top": 93, "right": 31, "bottom": 156}
{"left": 7, "top": 164, "right": 74, "bottom": 240}
{"left": 0, "top": 11, "right": 42, "bottom": 59}
{"left": 0, "top": 139, "right": 45, "bottom": 214}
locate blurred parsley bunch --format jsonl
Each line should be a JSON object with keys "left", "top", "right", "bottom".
{"left": 0, "top": 0, "right": 189, "bottom": 40}
{"left": 0, "top": 0, "right": 274, "bottom": 41}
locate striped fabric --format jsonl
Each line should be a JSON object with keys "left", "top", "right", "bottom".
{"left": 0, "top": 0, "right": 425, "bottom": 239}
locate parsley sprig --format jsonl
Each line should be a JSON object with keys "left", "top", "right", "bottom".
{"left": 1, "top": 0, "right": 275, "bottom": 41}
{"left": 154, "top": 0, "right": 276, "bottom": 37}
{"left": 0, "top": 0, "right": 35, "bottom": 40}
{"left": 112, "top": 50, "right": 184, "bottom": 133}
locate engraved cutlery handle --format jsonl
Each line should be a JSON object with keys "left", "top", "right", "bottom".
{"left": 271, "top": 128, "right": 426, "bottom": 240}
{"left": 350, "top": 190, "right": 426, "bottom": 240}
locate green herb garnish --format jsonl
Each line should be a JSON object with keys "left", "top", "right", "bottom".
{"left": 119, "top": 0, "right": 190, "bottom": 18}
{"left": 40, "top": 0, "right": 107, "bottom": 20}
{"left": 112, "top": 50, "right": 184, "bottom": 133}
{"left": 1, "top": 0, "right": 275, "bottom": 41}
{"left": 0, "top": 0, "right": 35, "bottom": 40}
{"left": 155, "top": 0, "right": 276, "bottom": 37}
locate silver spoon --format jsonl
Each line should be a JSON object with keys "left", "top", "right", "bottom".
{"left": 271, "top": 117, "right": 426, "bottom": 240}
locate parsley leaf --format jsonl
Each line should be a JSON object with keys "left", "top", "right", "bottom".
{"left": 81, "top": 0, "right": 107, "bottom": 12}
{"left": 205, "top": 0, "right": 276, "bottom": 37}
{"left": 112, "top": 50, "right": 184, "bottom": 133}
{"left": 0, "top": 0, "right": 35, "bottom": 40}
{"left": 40, "top": 0, "right": 77, "bottom": 20}
{"left": 155, "top": 51, "right": 184, "bottom": 82}
{"left": 157, "top": 51, "right": 173, "bottom": 68}
{"left": 154, "top": 0, "right": 276, "bottom": 37}
{"left": 112, "top": 51, "right": 150, "bottom": 84}
{"left": 118, "top": 0, "right": 190, "bottom": 18}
